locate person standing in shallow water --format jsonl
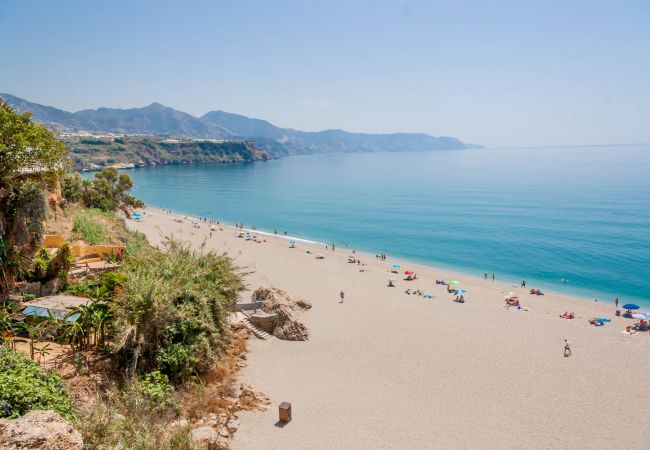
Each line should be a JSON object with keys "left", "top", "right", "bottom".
{"left": 615, "top": 297, "right": 619, "bottom": 308}
{"left": 492, "top": 273, "right": 495, "bottom": 281}
{"left": 521, "top": 280, "right": 527, "bottom": 288}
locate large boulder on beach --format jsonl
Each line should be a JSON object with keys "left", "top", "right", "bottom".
{"left": 0, "top": 410, "right": 83, "bottom": 449}
{"left": 251, "top": 287, "right": 311, "bottom": 341}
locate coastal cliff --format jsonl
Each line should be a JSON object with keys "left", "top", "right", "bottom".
{"left": 66, "top": 136, "right": 271, "bottom": 171}
{"left": 1, "top": 93, "right": 481, "bottom": 158}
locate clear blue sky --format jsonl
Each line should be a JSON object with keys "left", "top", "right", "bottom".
{"left": 1, "top": 0, "right": 649, "bottom": 147}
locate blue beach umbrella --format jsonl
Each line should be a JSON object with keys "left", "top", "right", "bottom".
{"left": 456, "top": 290, "right": 466, "bottom": 295}
{"left": 622, "top": 304, "right": 640, "bottom": 310}
{"left": 594, "top": 317, "right": 611, "bottom": 323}
{"left": 392, "top": 264, "right": 401, "bottom": 269}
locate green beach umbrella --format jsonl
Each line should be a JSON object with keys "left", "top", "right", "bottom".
{"left": 451, "top": 280, "right": 460, "bottom": 285}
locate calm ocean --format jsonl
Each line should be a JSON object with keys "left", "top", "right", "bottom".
{"left": 119, "top": 145, "right": 650, "bottom": 307}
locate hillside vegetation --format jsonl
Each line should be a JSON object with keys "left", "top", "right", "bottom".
{"left": 66, "top": 135, "right": 270, "bottom": 170}
{"left": 1, "top": 101, "right": 255, "bottom": 448}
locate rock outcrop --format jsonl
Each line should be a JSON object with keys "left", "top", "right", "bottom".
{"left": 251, "top": 287, "right": 311, "bottom": 341}
{"left": 0, "top": 410, "right": 83, "bottom": 450}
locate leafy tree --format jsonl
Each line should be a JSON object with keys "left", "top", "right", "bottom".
{"left": 0, "top": 99, "right": 67, "bottom": 185}
{"left": 0, "top": 100, "right": 68, "bottom": 296}
{"left": 61, "top": 172, "right": 82, "bottom": 204}
{"left": 79, "top": 168, "right": 143, "bottom": 214}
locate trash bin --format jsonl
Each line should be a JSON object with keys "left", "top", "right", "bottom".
{"left": 279, "top": 402, "right": 292, "bottom": 423}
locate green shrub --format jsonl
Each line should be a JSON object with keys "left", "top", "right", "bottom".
{"left": 64, "top": 271, "right": 126, "bottom": 301}
{"left": 62, "top": 173, "right": 83, "bottom": 204}
{"left": 113, "top": 239, "right": 244, "bottom": 381}
{"left": 0, "top": 345, "right": 75, "bottom": 421}
{"left": 25, "top": 244, "right": 73, "bottom": 283}
{"left": 76, "top": 383, "right": 194, "bottom": 449}
{"left": 30, "top": 247, "right": 51, "bottom": 281}
{"left": 125, "top": 229, "right": 148, "bottom": 256}
{"left": 72, "top": 209, "right": 109, "bottom": 244}
{"left": 140, "top": 371, "right": 176, "bottom": 410}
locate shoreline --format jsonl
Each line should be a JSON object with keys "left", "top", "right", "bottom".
{"left": 128, "top": 205, "right": 650, "bottom": 449}
{"left": 142, "top": 205, "right": 636, "bottom": 312}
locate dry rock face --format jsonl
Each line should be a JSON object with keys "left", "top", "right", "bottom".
{"left": 0, "top": 410, "right": 83, "bottom": 450}
{"left": 251, "top": 287, "right": 311, "bottom": 340}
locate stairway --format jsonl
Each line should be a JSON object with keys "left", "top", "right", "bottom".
{"left": 230, "top": 312, "right": 271, "bottom": 340}
{"left": 242, "top": 317, "right": 272, "bottom": 340}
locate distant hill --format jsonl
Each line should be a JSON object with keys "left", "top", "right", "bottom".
{"left": 202, "top": 110, "right": 476, "bottom": 155}
{"left": 1, "top": 93, "right": 480, "bottom": 156}
{"left": 1, "top": 94, "right": 229, "bottom": 138}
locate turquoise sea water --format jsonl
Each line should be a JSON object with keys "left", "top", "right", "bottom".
{"left": 120, "top": 145, "right": 650, "bottom": 307}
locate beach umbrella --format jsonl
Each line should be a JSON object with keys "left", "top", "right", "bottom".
{"left": 456, "top": 290, "right": 466, "bottom": 295}
{"left": 289, "top": 240, "right": 296, "bottom": 244}
{"left": 392, "top": 264, "right": 401, "bottom": 269}
{"left": 451, "top": 280, "right": 460, "bottom": 285}
{"left": 631, "top": 313, "right": 648, "bottom": 320}
{"left": 595, "top": 317, "right": 611, "bottom": 323}
{"left": 404, "top": 270, "right": 415, "bottom": 275}
{"left": 622, "top": 304, "right": 640, "bottom": 310}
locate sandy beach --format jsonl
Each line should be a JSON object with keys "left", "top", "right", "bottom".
{"left": 129, "top": 207, "right": 650, "bottom": 449}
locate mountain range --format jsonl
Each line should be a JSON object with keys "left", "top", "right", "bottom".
{"left": 0, "top": 93, "right": 480, "bottom": 156}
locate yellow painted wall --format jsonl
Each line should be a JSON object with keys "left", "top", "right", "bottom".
{"left": 71, "top": 245, "right": 126, "bottom": 258}
{"left": 44, "top": 235, "right": 66, "bottom": 248}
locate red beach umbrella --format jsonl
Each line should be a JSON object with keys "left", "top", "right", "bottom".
{"left": 404, "top": 270, "right": 415, "bottom": 275}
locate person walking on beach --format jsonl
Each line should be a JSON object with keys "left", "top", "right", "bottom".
{"left": 521, "top": 280, "right": 527, "bottom": 288}
{"left": 564, "top": 339, "right": 572, "bottom": 357}
{"left": 339, "top": 290, "right": 345, "bottom": 303}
